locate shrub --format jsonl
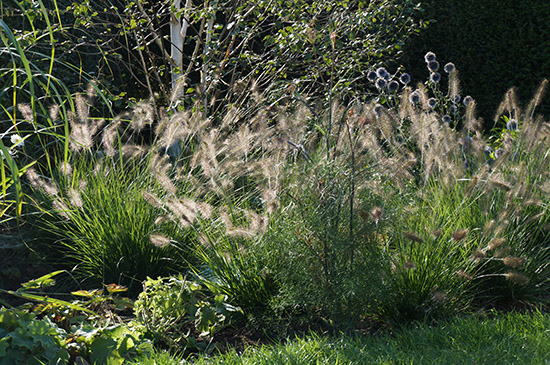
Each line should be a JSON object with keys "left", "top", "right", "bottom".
{"left": 133, "top": 275, "right": 240, "bottom": 352}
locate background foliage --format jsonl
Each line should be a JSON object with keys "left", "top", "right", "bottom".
{"left": 399, "top": 0, "right": 550, "bottom": 125}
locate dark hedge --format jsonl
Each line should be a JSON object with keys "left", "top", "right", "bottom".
{"left": 398, "top": 0, "right": 550, "bottom": 127}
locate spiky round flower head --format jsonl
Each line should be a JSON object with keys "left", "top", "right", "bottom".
{"left": 399, "top": 73, "right": 411, "bottom": 85}
{"left": 376, "top": 67, "right": 389, "bottom": 79}
{"left": 430, "top": 72, "right": 441, "bottom": 83}
{"left": 449, "top": 105, "right": 458, "bottom": 114}
{"left": 442, "top": 114, "right": 452, "bottom": 123}
{"left": 375, "top": 78, "right": 387, "bottom": 90}
{"left": 367, "top": 70, "right": 377, "bottom": 82}
{"left": 506, "top": 118, "right": 518, "bottom": 131}
{"left": 424, "top": 51, "right": 436, "bottom": 63}
{"left": 427, "top": 97, "right": 437, "bottom": 109}
{"left": 484, "top": 146, "right": 493, "bottom": 155}
{"left": 409, "top": 90, "right": 420, "bottom": 104}
{"left": 452, "top": 95, "right": 461, "bottom": 104}
{"left": 374, "top": 104, "right": 384, "bottom": 117}
{"left": 463, "top": 95, "right": 474, "bottom": 106}
{"left": 427, "top": 60, "right": 440, "bottom": 72}
{"left": 444, "top": 62, "right": 456, "bottom": 74}
{"left": 388, "top": 80, "right": 399, "bottom": 93}
{"left": 494, "top": 148, "right": 505, "bottom": 159}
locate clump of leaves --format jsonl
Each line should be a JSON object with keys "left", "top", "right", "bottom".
{"left": 1, "top": 271, "right": 153, "bottom": 364}
{"left": 133, "top": 275, "right": 240, "bottom": 352}
{"left": 0, "top": 308, "right": 69, "bottom": 364}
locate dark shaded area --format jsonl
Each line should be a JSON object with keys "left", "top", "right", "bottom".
{"left": 399, "top": 0, "right": 550, "bottom": 128}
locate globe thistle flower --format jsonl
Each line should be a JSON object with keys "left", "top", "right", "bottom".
{"left": 388, "top": 80, "right": 399, "bottom": 92}
{"left": 367, "top": 70, "right": 377, "bottom": 82}
{"left": 374, "top": 104, "right": 384, "bottom": 117}
{"left": 449, "top": 105, "right": 458, "bottom": 114}
{"left": 494, "top": 148, "right": 505, "bottom": 159}
{"left": 376, "top": 67, "right": 389, "bottom": 79}
{"left": 399, "top": 73, "right": 411, "bottom": 85}
{"left": 427, "top": 97, "right": 437, "bottom": 109}
{"left": 375, "top": 78, "right": 387, "bottom": 90}
{"left": 409, "top": 90, "right": 420, "bottom": 104}
{"left": 424, "top": 51, "right": 436, "bottom": 63}
{"left": 427, "top": 60, "right": 440, "bottom": 72}
{"left": 452, "top": 95, "right": 461, "bottom": 104}
{"left": 430, "top": 72, "right": 441, "bottom": 83}
{"left": 463, "top": 95, "right": 474, "bottom": 106}
{"left": 442, "top": 114, "right": 452, "bottom": 123}
{"left": 484, "top": 146, "right": 493, "bottom": 156}
{"left": 444, "top": 62, "right": 456, "bottom": 74}
{"left": 506, "top": 118, "right": 518, "bottom": 131}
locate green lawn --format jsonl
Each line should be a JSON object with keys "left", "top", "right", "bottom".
{"left": 135, "top": 311, "right": 550, "bottom": 364}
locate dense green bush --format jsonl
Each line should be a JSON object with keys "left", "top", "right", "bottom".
{"left": 399, "top": 0, "right": 550, "bottom": 124}
{"left": 134, "top": 275, "right": 239, "bottom": 352}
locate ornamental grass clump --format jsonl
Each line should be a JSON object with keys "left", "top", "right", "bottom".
{"left": 25, "top": 92, "right": 200, "bottom": 291}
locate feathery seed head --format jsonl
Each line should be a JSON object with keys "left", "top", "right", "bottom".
{"left": 456, "top": 270, "right": 473, "bottom": 280}
{"left": 68, "top": 188, "right": 83, "bottom": 209}
{"left": 472, "top": 249, "right": 486, "bottom": 261}
{"left": 432, "top": 291, "right": 447, "bottom": 303}
{"left": 487, "top": 238, "right": 506, "bottom": 251}
{"left": 52, "top": 199, "right": 71, "bottom": 220}
{"left": 142, "top": 191, "right": 163, "bottom": 208}
{"left": 150, "top": 234, "right": 170, "bottom": 248}
{"left": 502, "top": 256, "right": 527, "bottom": 268}
{"left": 452, "top": 229, "right": 468, "bottom": 241}
{"left": 504, "top": 272, "right": 529, "bottom": 285}
{"left": 17, "top": 104, "right": 34, "bottom": 123}
{"left": 403, "top": 231, "right": 423, "bottom": 243}
{"left": 26, "top": 168, "right": 59, "bottom": 197}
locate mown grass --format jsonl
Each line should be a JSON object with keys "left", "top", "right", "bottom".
{"left": 133, "top": 311, "right": 550, "bottom": 364}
